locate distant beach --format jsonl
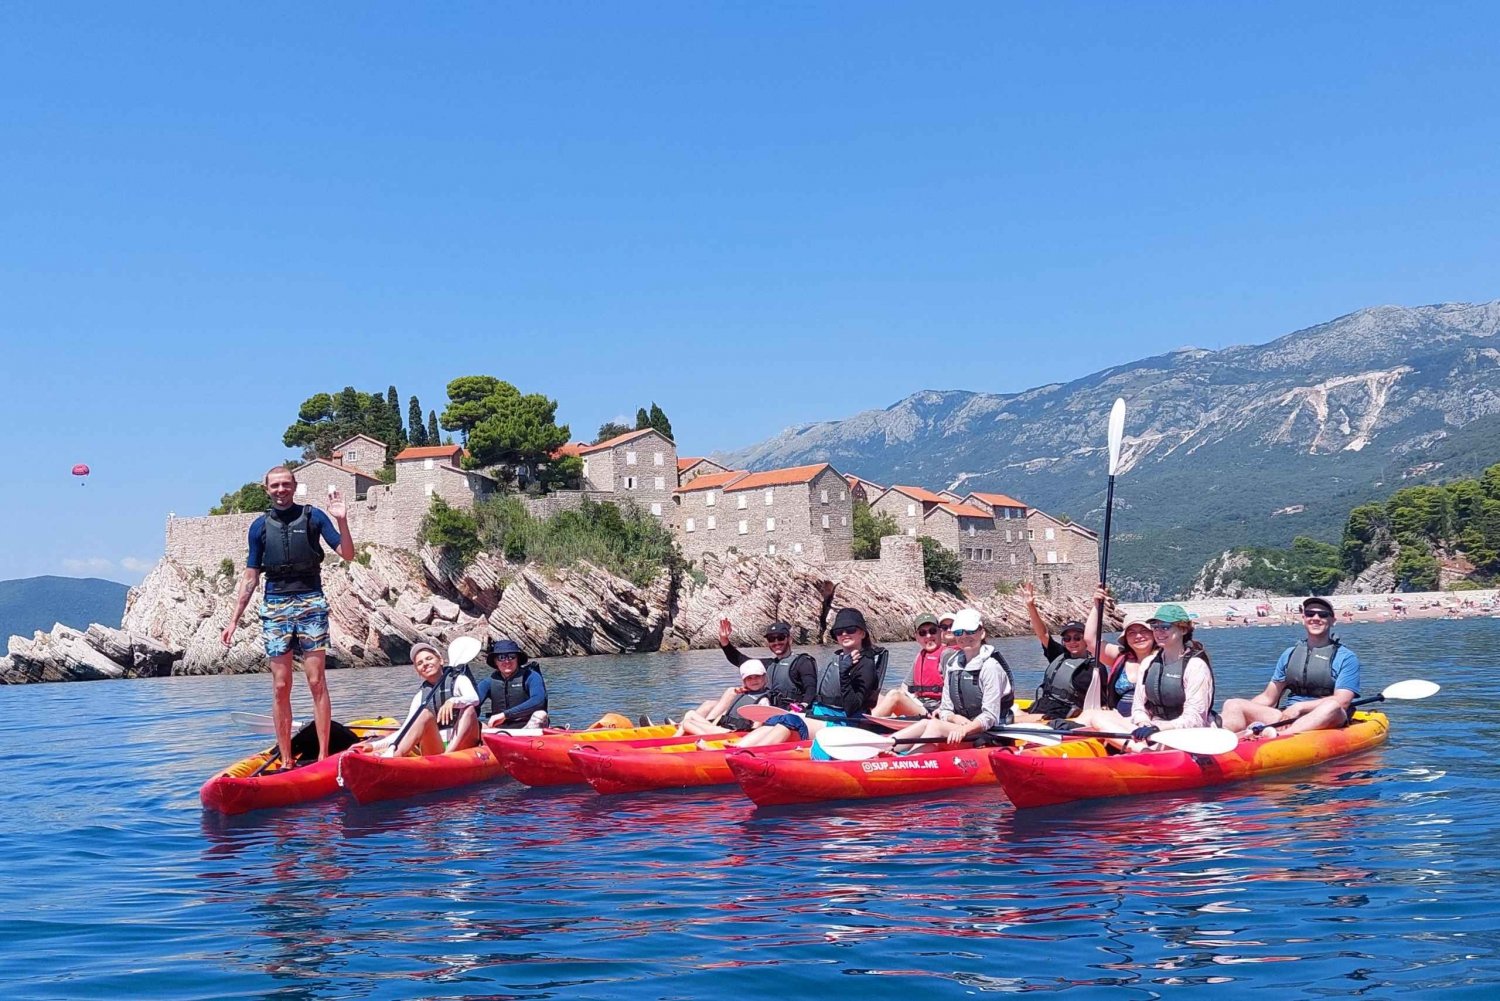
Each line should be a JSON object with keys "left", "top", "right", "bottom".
{"left": 1121, "top": 589, "right": 1500, "bottom": 629}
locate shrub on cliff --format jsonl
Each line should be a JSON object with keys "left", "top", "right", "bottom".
{"left": 919, "top": 536, "right": 963, "bottom": 596}
{"left": 470, "top": 495, "right": 682, "bottom": 587}
{"left": 422, "top": 497, "right": 482, "bottom": 563}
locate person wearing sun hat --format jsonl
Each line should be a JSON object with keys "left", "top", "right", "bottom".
{"left": 1220, "top": 596, "right": 1361, "bottom": 738}
{"left": 476, "top": 637, "right": 549, "bottom": 730}
{"left": 1069, "top": 586, "right": 1164, "bottom": 736}
{"left": 1122, "top": 601, "right": 1216, "bottom": 745}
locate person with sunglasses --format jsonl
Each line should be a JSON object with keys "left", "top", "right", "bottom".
{"left": 1124, "top": 604, "right": 1216, "bottom": 746}
{"left": 888, "top": 608, "right": 1014, "bottom": 750}
{"left": 871, "top": 613, "right": 950, "bottom": 719}
{"left": 476, "top": 637, "right": 549, "bottom": 730}
{"left": 717, "top": 617, "right": 818, "bottom": 709}
{"left": 1220, "top": 596, "right": 1361, "bottom": 738}
{"left": 732, "top": 607, "right": 888, "bottom": 747}
{"left": 1013, "top": 582, "right": 1108, "bottom": 725}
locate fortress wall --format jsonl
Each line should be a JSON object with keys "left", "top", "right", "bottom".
{"left": 164, "top": 513, "right": 258, "bottom": 570}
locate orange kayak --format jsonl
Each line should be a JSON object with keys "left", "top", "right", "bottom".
{"left": 988, "top": 711, "right": 1391, "bottom": 808}
{"left": 199, "top": 717, "right": 396, "bottom": 815}
{"left": 726, "top": 743, "right": 998, "bottom": 806}
{"left": 484, "top": 724, "right": 680, "bottom": 787}
{"left": 337, "top": 744, "right": 508, "bottom": 804}
{"left": 571, "top": 735, "right": 807, "bottom": 795}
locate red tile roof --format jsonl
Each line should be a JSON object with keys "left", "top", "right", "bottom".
{"left": 552, "top": 442, "right": 589, "bottom": 459}
{"left": 677, "top": 457, "right": 703, "bottom": 471}
{"left": 577, "top": 428, "right": 663, "bottom": 454}
{"left": 676, "top": 470, "right": 746, "bottom": 492}
{"left": 934, "top": 502, "right": 994, "bottom": 520}
{"left": 887, "top": 484, "right": 949, "bottom": 505}
{"left": 395, "top": 444, "right": 463, "bottom": 462}
{"left": 725, "top": 463, "right": 833, "bottom": 492}
{"left": 969, "top": 491, "right": 1028, "bottom": 509}
{"left": 845, "top": 474, "right": 885, "bottom": 491}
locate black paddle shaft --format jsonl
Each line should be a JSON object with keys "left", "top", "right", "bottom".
{"left": 1093, "top": 473, "right": 1118, "bottom": 663}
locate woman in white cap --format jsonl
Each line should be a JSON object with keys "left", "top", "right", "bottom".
{"left": 355, "top": 642, "right": 481, "bottom": 757}
{"left": 675, "top": 660, "right": 773, "bottom": 737}
{"left": 888, "top": 608, "right": 1014, "bottom": 750}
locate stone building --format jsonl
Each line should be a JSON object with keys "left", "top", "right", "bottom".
{"left": 919, "top": 501, "right": 1027, "bottom": 594}
{"left": 577, "top": 428, "right": 678, "bottom": 521}
{"left": 677, "top": 456, "right": 730, "bottom": 486}
{"left": 1027, "top": 509, "right": 1100, "bottom": 603}
{"left": 676, "top": 462, "right": 853, "bottom": 563}
{"left": 872, "top": 484, "right": 948, "bottom": 537}
{"left": 291, "top": 458, "right": 382, "bottom": 504}
{"left": 845, "top": 474, "right": 884, "bottom": 506}
{"left": 330, "top": 434, "right": 389, "bottom": 475}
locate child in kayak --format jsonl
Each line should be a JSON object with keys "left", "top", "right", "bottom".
{"left": 355, "top": 642, "right": 480, "bottom": 757}
{"left": 675, "top": 660, "right": 773, "bottom": 736}
{"left": 733, "top": 607, "right": 887, "bottom": 747}
{"left": 887, "top": 608, "right": 1014, "bottom": 751}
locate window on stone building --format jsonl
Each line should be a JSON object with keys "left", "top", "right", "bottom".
{"left": 764, "top": 488, "right": 774, "bottom": 506}
{"left": 685, "top": 518, "right": 695, "bottom": 532}
{"left": 425, "top": 484, "right": 435, "bottom": 497}
{"left": 1045, "top": 527, "right": 1055, "bottom": 541}
{"left": 705, "top": 491, "right": 716, "bottom": 506}
{"left": 967, "top": 525, "right": 976, "bottom": 537}
{"left": 1005, "top": 529, "right": 1012, "bottom": 542}
{"left": 821, "top": 489, "right": 828, "bottom": 504}
{"left": 840, "top": 490, "right": 846, "bottom": 501}
{"left": 822, "top": 514, "right": 830, "bottom": 529}
{"left": 767, "top": 543, "right": 777, "bottom": 555}
{"left": 737, "top": 494, "right": 748, "bottom": 510}
{"left": 1010, "top": 553, "right": 1017, "bottom": 565}
{"left": 738, "top": 519, "right": 748, "bottom": 535}
{"left": 907, "top": 503, "right": 916, "bottom": 516}
{"left": 765, "top": 517, "right": 775, "bottom": 532}
{"left": 984, "top": 549, "right": 992, "bottom": 561}
{"left": 907, "top": 527, "right": 915, "bottom": 536}
{"left": 345, "top": 450, "right": 358, "bottom": 462}
{"left": 1042, "top": 574, "right": 1052, "bottom": 596}
{"left": 626, "top": 451, "right": 637, "bottom": 465}
{"left": 424, "top": 458, "right": 435, "bottom": 470}
{"left": 793, "top": 542, "right": 803, "bottom": 554}
{"left": 1047, "top": 551, "right": 1057, "bottom": 563}
{"left": 707, "top": 516, "right": 716, "bottom": 530}
{"left": 295, "top": 483, "right": 307, "bottom": 497}
{"left": 654, "top": 476, "right": 665, "bottom": 490}
{"left": 651, "top": 502, "right": 662, "bottom": 516}
{"left": 1028, "top": 529, "right": 1035, "bottom": 540}
{"left": 962, "top": 548, "right": 972, "bottom": 560}
{"left": 624, "top": 476, "right": 637, "bottom": 489}
{"left": 582, "top": 459, "right": 589, "bottom": 477}
{"left": 841, "top": 515, "right": 847, "bottom": 526}
{"left": 654, "top": 452, "right": 663, "bottom": 466}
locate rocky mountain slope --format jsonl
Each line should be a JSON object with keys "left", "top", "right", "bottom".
{"left": 2, "top": 540, "right": 1098, "bottom": 684}
{"left": 0, "top": 576, "right": 129, "bottom": 642}
{"left": 721, "top": 301, "right": 1500, "bottom": 597}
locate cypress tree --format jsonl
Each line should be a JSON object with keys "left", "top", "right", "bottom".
{"left": 648, "top": 402, "right": 674, "bottom": 441}
{"left": 635, "top": 407, "right": 650, "bottom": 430}
{"left": 387, "top": 385, "right": 405, "bottom": 444}
{"left": 408, "top": 396, "right": 427, "bottom": 446}
{"left": 427, "top": 410, "right": 440, "bottom": 445}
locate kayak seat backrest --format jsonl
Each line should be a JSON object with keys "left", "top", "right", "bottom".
{"left": 290, "top": 720, "right": 363, "bottom": 759}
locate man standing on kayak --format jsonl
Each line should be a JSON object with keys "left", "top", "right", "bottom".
{"left": 221, "top": 466, "right": 355, "bottom": 765}
{"left": 1220, "top": 596, "right": 1361, "bottom": 737}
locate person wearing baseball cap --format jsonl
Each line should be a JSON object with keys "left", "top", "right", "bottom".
{"left": 888, "top": 607, "right": 1015, "bottom": 751}
{"left": 674, "top": 659, "right": 774, "bottom": 737}
{"left": 872, "top": 612, "right": 951, "bottom": 719}
{"left": 357, "top": 640, "right": 481, "bottom": 757}
{"left": 1220, "top": 596, "right": 1362, "bottom": 738}
{"left": 715, "top": 615, "right": 818, "bottom": 709}
{"left": 476, "top": 637, "right": 549, "bottom": 730}
{"left": 1013, "top": 582, "right": 1107, "bottom": 725}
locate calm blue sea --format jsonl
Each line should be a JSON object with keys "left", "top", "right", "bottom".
{"left": 1, "top": 618, "right": 1496, "bottom": 999}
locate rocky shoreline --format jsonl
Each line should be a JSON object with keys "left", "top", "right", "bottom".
{"left": 2, "top": 543, "right": 1100, "bottom": 684}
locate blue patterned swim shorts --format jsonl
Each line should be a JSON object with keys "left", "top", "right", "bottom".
{"left": 259, "top": 592, "right": 330, "bottom": 657}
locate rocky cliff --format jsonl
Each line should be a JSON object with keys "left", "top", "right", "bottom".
{"left": 1, "top": 542, "right": 1102, "bottom": 684}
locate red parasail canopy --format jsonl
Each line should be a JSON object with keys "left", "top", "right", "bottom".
{"left": 72, "top": 464, "right": 90, "bottom": 476}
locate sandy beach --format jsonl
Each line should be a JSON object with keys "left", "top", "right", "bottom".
{"left": 1120, "top": 589, "right": 1500, "bottom": 629}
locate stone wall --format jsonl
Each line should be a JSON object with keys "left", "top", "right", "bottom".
{"left": 823, "top": 534, "right": 926, "bottom": 593}
{"left": 165, "top": 513, "right": 257, "bottom": 572}
{"left": 871, "top": 489, "right": 930, "bottom": 539}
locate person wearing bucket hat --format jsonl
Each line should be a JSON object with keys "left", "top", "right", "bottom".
{"left": 872, "top": 612, "right": 952, "bottom": 719}
{"left": 716, "top": 613, "right": 820, "bottom": 710}
{"left": 1013, "top": 581, "right": 1107, "bottom": 725}
{"left": 1220, "top": 596, "right": 1361, "bottom": 738}
{"left": 888, "top": 608, "right": 1015, "bottom": 752}
{"left": 734, "top": 606, "right": 890, "bottom": 748}
{"left": 674, "top": 659, "right": 774, "bottom": 737}
{"left": 358, "top": 641, "right": 481, "bottom": 756}
{"left": 1070, "top": 586, "right": 1164, "bottom": 734}
{"left": 476, "top": 636, "right": 549, "bottom": 730}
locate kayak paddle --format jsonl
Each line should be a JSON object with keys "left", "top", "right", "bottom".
{"left": 1086, "top": 397, "right": 1127, "bottom": 712}
{"left": 1262, "top": 678, "right": 1439, "bottom": 731}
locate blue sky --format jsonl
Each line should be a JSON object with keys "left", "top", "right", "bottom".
{"left": 2, "top": 2, "right": 1497, "bottom": 583}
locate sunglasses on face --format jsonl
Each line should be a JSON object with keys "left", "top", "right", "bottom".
{"left": 951, "top": 628, "right": 979, "bottom": 637}
{"left": 1303, "top": 610, "right": 1333, "bottom": 620}
{"left": 915, "top": 627, "right": 939, "bottom": 637}
{"left": 1061, "top": 633, "right": 1085, "bottom": 642}
{"left": 832, "top": 627, "right": 861, "bottom": 638}
{"left": 764, "top": 634, "right": 790, "bottom": 642}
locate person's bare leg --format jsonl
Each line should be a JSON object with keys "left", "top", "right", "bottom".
{"left": 269, "top": 654, "right": 296, "bottom": 763}
{"left": 301, "top": 648, "right": 332, "bottom": 759}
{"left": 448, "top": 708, "right": 480, "bottom": 750}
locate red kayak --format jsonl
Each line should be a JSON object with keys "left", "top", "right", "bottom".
{"left": 484, "top": 724, "right": 681, "bottom": 787}
{"left": 988, "top": 711, "right": 1391, "bottom": 809}
{"left": 571, "top": 734, "right": 808, "bottom": 795}
{"left": 726, "top": 743, "right": 998, "bottom": 806}
{"left": 337, "top": 744, "right": 508, "bottom": 805}
{"left": 200, "top": 718, "right": 397, "bottom": 816}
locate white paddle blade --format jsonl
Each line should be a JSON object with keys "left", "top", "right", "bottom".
{"left": 1106, "top": 398, "right": 1127, "bottom": 476}
{"left": 994, "top": 728, "right": 1065, "bottom": 746}
{"left": 447, "top": 636, "right": 483, "bottom": 666}
{"left": 813, "top": 726, "right": 892, "bottom": 761}
{"left": 1382, "top": 679, "right": 1439, "bottom": 700}
{"left": 229, "top": 711, "right": 304, "bottom": 734}
{"left": 736, "top": 704, "right": 793, "bottom": 725}
{"left": 1152, "top": 727, "right": 1239, "bottom": 755}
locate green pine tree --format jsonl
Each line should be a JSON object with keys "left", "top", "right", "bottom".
{"left": 647, "top": 402, "right": 674, "bottom": 441}
{"left": 427, "top": 410, "right": 440, "bottom": 445}
{"left": 408, "top": 396, "right": 427, "bottom": 446}
{"left": 635, "top": 407, "right": 650, "bottom": 430}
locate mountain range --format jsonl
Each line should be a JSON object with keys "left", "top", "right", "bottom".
{"left": 0, "top": 576, "right": 130, "bottom": 644}
{"left": 720, "top": 301, "right": 1500, "bottom": 598}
